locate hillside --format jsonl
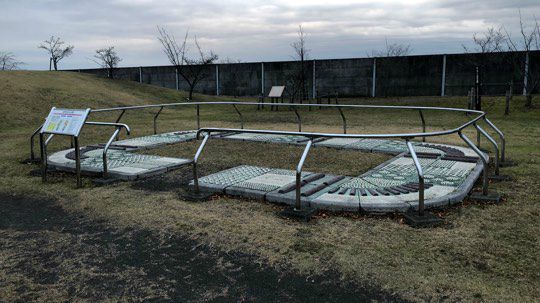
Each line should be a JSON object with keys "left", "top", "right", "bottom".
{"left": 0, "top": 71, "right": 203, "bottom": 130}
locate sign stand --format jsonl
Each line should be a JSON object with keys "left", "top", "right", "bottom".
{"left": 39, "top": 107, "right": 91, "bottom": 188}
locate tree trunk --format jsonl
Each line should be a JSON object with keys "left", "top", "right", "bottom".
{"left": 53, "top": 60, "right": 58, "bottom": 71}
{"left": 188, "top": 86, "right": 194, "bottom": 100}
{"left": 526, "top": 94, "right": 533, "bottom": 108}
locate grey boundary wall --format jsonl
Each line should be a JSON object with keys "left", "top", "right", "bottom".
{"left": 71, "top": 51, "right": 540, "bottom": 98}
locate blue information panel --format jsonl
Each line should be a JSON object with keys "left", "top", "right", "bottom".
{"left": 41, "top": 107, "right": 90, "bottom": 136}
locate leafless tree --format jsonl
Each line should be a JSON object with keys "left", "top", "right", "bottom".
{"left": 370, "top": 38, "right": 412, "bottom": 57}
{"left": 463, "top": 26, "right": 507, "bottom": 53}
{"left": 38, "top": 36, "right": 74, "bottom": 71}
{"left": 288, "top": 25, "right": 310, "bottom": 102}
{"left": 93, "top": 46, "right": 122, "bottom": 79}
{"left": 157, "top": 26, "right": 218, "bottom": 100}
{"left": 0, "top": 52, "right": 24, "bottom": 70}
{"left": 504, "top": 12, "right": 540, "bottom": 107}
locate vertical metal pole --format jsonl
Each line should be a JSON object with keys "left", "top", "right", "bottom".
{"left": 371, "top": 58, "right": 377, "bottom": 97}
{"left": 40, "top": 133, "right": 46, "bottom": 182}
{"left": 153, "top": 106, "right": 164, "bottom": 135}
{"left": 474, "top": 124, "right": 500, "bottom": 176}
{"left": 193, "top": 134, "right": 210, "bottom": 194}
{"left": 74, "top": 136, "right": 82, "bottom": 188}
{"left": 139, "top": 66, "right": 142, "bottom": 84}
{"left": 418, "top": 110, "right": 426, "bottom": 142}
{"left": 484, "top": 117, "right": 506, "bottom": 162}
{"left": 295, "top": 140, "right": 313, "bottom": 211}
{"left": 216, "top": 65, "right": 220, "bottom": 96}
{"left": 293, "top": 106, "right": 301, "bottom": 132}
{"left": 459, "top": 132, "right": 489, "bottom": 195}
{"left": 312, "top": 60, "right": 316, "bottom": 99}
{"left": 114, "top": 110, "right": 125, "bottom": 141}
{"left": 441, "top": 55, "right": 447, "bottom": 96}
{"left": 232, "top": 104, "right": 244, "bottom": 129}
{"left": 406, "top": 140, "right": 424, "bottom": 215}
{"left": 261, "top": 62, "right": 265, "bottom": 96}
{"left": 337, "top": 108, "right": 347, "bottom": 134}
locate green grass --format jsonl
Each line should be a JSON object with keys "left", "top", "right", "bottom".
{"left": 1, "top": 71, "right": 539, "bottom": 302}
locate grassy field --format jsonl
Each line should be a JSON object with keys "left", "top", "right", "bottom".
{"left": 0, "top": 71, "right": 539, "bottom": 302}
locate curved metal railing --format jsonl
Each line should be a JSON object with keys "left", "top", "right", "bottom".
{"left": 31, "top": 101, "right": 506, "bottom": 214}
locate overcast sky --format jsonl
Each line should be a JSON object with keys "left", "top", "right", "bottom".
{"left": 1, "top": 0, "right": 540, "bottom": 70}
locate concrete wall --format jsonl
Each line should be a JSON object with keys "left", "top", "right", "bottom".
{"left": 72, "top": 50, "right": 540, "bottom": 97}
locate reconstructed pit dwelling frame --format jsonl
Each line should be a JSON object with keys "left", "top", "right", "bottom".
{"left": 31, "top": 102, "right": 506, "bottom": 215}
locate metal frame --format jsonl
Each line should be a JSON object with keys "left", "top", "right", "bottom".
{"left": 32, "top": 101, "right": 506, "bottom": 215}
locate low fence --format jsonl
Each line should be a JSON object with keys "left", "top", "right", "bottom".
{"left": 71, "top": 51, "right": 540, "bottom": 98}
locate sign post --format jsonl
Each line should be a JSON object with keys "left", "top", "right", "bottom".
{"left": 40, "top": 107, "right": 91, "bottom": 188}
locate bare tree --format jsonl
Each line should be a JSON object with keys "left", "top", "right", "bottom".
{"left": 504, "top": 12, "right": 540, "bottom": 107}
{"left": 38, "top": 36, "right": 74, "bottom": 71}
{"left": 93, "top": 46, "right": 122, "bottom": 79}
{"left": 288, "top": 25, "right": 310, "bottom": 102}
{"left": 370, "top": 38, "right": 412, "bottom": 57}
{"left": 463, "top": 26, "right": 507, "bottom": 53}
{"left": 462, "top": 26, "right": 508, "bottom": 110}
{"left": 157, "top": 26, "right": 218, "bottom": 100}
{"left": 0, "top": 52, "right": 24, "bottom": 70}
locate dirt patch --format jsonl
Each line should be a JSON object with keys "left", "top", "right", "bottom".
{"left": 0, "top": 192, "right": 404, "bottom": 302}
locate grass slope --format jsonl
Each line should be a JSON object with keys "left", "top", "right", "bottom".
{"left": 0, "top": 71, "right": 539, "bottom": 302}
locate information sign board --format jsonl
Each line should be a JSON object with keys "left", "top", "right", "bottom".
{"left": 41, "top": 107, "right": 90, "bottom": 136}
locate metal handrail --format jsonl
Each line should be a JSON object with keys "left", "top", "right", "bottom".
{"left": 193, "top": 118, "right": 491, "bottom": 215}
{"left": 483, "top": 117, "right": 506, "bottom": 162}
{"left": 84, "top": 121, "right": 131, "bottom": 178}
{"left": 32, "top": 101, "right": 506, "bottom": 215}
{"left": 406, "top": 140, "right": 424, "bottom": 215}
{"left": 474, "top": 124, "right": 500, "bottom": 175}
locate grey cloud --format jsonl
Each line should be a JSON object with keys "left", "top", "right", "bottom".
{"left": 0, "top": 0, "right": 539, "bottom": 69}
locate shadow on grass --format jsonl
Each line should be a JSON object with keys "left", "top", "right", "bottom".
{"left": 0, "top": 192, "right": 405, "bottom": 302}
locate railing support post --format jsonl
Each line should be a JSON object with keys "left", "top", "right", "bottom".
{"left": 418, "top": 110, "right": 426, "bottom": 142}
{"left": 102, "top": 128, "right": 121, "bottom": 179}
{"left": 40, "top": 132, "right": 46, "bottom": 182}
{"left": 474, "top": 124, "right": 500, "bottom": 176}
{"left": 459, "top": 132, "right": 489, "bottom": 195}
{"left": 153, "top": 106, "right": 164, "bottom": 135}
{"left": 484, "top": 117, "right": 506, "bottom": 163}
{"left": 30, "top": 124, "right": 43, "bottom": 161}
{"left": 293, "top": 106, "right": 302, "bottom": 132}
{"left": 232, "top": 104, "right": 244, "bottom": 129}
{"left": 74, "top": 136, "right": 82, "bottom": 188}
{"left": 406, "top": 140, "right": 424, "bottom": 215}
{"left": 114, "top": 110, "right": 126, "bottom": 141}
{"left": 193, "top": 134, "right": 210, "bottom": 193}
{"left": 337, "top": 107, "right": 347, "bottom": 134}
{"left": 295, "top": 139, "right": 313, "bottom": 211}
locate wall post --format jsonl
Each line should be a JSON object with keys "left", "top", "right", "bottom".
{"left": 216, "top": 65, "right": 220, "bottom": 96}
{"left": 441, "top": 55, "right": 447, "bottom": 96}
{"left": 371, "top": 58, "right": 377, "bottom": 97}
{"left": 139, "top": 66, "right": 142, "bottom": 84}
{"left": 312, "top": 59, "right": 316, "bottom": 99}
{"left": 261, "top": 62, "right": 265, "bottom": 95}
